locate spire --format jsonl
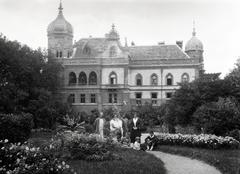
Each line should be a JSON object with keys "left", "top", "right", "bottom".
{"left": 192, "top": 20, "right": 196, "bottom": 36}
{"left": 125, "top": 37, "right": 128, "bottom": 47}
{"left": 58, "top": 0, "right": 63, "bottom": 14}
{"left": 112, "top": 23, "right": 116, "bottom": 31}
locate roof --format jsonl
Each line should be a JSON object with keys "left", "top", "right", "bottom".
{"left": 128, "top": 45, "right": 190, "bottom": 59}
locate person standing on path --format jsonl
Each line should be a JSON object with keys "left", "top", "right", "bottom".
{"left": 94, "top": 111, "right": 105, "bottom": 141}
{"left": 129, "top": 112, "right": 142, "bottom": 147}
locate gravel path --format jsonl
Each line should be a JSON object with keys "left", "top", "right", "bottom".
{"left": 141, "top": 133, "right": 222, "bottom": 174}
{"left": 148, "top": 151, "right": 221, "bottom": 174}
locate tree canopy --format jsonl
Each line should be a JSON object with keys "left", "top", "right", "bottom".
{"left": 0, "top": 34, "right": 67, "bottom": 128}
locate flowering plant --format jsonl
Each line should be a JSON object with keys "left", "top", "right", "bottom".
{"left": 0, "top": 139, "right": 76, "bottom": 174}
{"left": 55, "top": 131, "right": 119, "bottom": 161}
{"left": 157, "top": 133, "right": 240, "bottom": 149}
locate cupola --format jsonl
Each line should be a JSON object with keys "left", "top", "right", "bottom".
{"left": 47, "top": 1, "right": 73, "bottom": 36}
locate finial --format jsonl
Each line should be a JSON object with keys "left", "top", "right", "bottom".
{"left": 112, "top": 23, "right": 115, "bottom": 30}
{"left": 58, "top": 0, "right": 63, "bottom": 13}
{"left": 192, "top": 20, "right": 196, "bottom": 36}
{"left": 125, "top": 37, "right": 128, "bottom": 47}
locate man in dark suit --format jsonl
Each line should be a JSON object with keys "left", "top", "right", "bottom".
{"left": 129, "top": 112, "right": 142, "bottom": 147}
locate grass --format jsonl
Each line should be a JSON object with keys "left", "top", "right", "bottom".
{"left": 29, "top": 131, "right": 166, "bottom": 174}
{"left": 156, "top": 145, "right": 240, "bottom": 174}
{"left": 68, "top": 147, "right": 166, "bottom": 174}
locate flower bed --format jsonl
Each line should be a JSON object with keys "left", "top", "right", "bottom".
{"left": 0, "top": 139, "right": 76, "bottom": 174}
{"left": 156, "top": 133, "right": 240, "bottom": 149}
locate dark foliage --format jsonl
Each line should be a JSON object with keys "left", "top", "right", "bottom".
{"left": 0, "top": 113, "right": 33, "bottom": 143}
{"left": 193, "top": 97, "right": 240, "bottom": 136}
{"left": 0, "top": 34, "right": 68, "bottom": 129}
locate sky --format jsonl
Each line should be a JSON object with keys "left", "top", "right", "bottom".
{"left": 0, "top": 0, "right": 240, "bottom": 77}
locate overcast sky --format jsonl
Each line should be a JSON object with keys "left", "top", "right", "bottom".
{"left": 0, "top": 0, "right": 239, "bottom": 77}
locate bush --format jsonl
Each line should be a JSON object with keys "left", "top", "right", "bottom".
{"left": 226, "top": 129, "right": 240, "bottom": 141}
{"left": 156, "top": 133, "right": 240, "bottom": 149}
{"left": 0, "top": 139, "right": 75, "bottom": 174}
{"left": 193, "top": 97, "right": 240, "bottom": 136}
{"left": 0, "top": 113, "right": 33, "bottom": 143}
{"left": 55, "top": 131, "right": 118, "bottom": 161}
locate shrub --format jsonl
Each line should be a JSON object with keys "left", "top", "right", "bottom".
{"left": 157, "top": 133, "right": 240, "bottom": 149}
{"left": 0, "top": 139, "right": 75, "bottom": 174}
{"left": 193, "top": 97, "right": 240, "bottom": 136}
{"left": 55, "top": 131, "right": 119, "bottom": 161}
{"left": 0, "top": 113, "right": 33, "bottom": 143}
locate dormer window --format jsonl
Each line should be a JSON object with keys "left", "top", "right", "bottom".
{"left": 83, "top": 46, "right": 91, "bottom": 56}
{"left": 109, "top": 46, "right": 117, "bottom": 57}
{"left": 67, "top": 51, "right": 72, "bottom": 58}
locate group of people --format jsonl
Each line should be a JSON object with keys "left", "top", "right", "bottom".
{"left": 94, "top": 110, "right": 157, "bottom": 151}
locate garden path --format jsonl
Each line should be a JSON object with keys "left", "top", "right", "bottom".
{"left": 141, "top": 133, "right": 222, "bottom": 174}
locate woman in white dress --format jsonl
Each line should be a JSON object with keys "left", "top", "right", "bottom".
{"left": 110, "top": 114, "right": 123, "bottom": 142}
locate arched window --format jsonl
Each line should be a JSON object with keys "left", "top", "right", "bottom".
{"left": 56, "top": 50, "right": 63, "bottom": 58}
{"left": 109, "top": 46, "right": 117, "bottom": 57}
{"left": 151, "top": 74, "right": 158, "bottom": 85}
{"left": 166, "top": 73, "right": 173, "bottom": 86}
{"left": 89, "top": 71, "right": 97, "bottom": 85}
{"left": 67, "top": 94, "right": 75, "bottom": 103}
{"left": 136, "top": 74, "right": 143, "bottom": 86}
{"left": 182, "top": 73, "right": 189, "bottom": 83}
{"left": 109, "top": 72, "right": 117, "bottom": 85}
{"left": 69, "top": 72, "right": 77, "bottom": 85}
{"left": 79, "top": 72, "right": 87, "bottom": 85}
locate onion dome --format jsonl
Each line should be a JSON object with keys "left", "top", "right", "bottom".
{"left": 47, "top": 1, "right": 73, "bottom": 36}
{"left": 185, "top": 26, "right": 203, "bottom": 51}
{"left": 105, "top": 24, "right": 120, "bottom": 40}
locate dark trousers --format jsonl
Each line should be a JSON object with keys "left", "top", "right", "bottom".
{"left": 130, "top": 129, "right": 141, "bottom": 143}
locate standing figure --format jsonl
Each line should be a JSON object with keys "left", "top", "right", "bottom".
{"left": 122, "top": 113, "right": 129, "bottom": 137}
{"left": 94, "top": 111, "right": 105, "bottom": 141}
{"left": 110, "top": 114, "right": 123, "bottom": 142}
{"left": 129, "top": 112, "right": 142, "bottom": 147}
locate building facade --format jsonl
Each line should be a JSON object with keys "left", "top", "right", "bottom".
{"left": 47, "top": 2, "right": 204, "bottom": 113}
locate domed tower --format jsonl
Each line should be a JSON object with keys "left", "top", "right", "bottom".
{"left": 185, "top": 24, "right": 204, "bottom": 74}
{"left": 47, "top": 1, "right": 73, "bottom": 58}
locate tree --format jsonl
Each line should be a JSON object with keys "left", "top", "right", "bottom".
{"left": 193, "top": 97, "right": 240, "bottom": 136}
{"left": 164, "top": 79, "right": 233, "bottom": 127}
{"left": 0, "top": 34, "right": 66, "bottom": 128}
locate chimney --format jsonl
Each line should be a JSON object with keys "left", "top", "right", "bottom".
{"left": 176, "top": 41, "right": 183, "bottom": 49}
{"left": 158, "top": 41, "right": 165, "bottom": 45}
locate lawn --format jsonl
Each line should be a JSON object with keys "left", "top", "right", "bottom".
{"left": 29, "top": 131, "right": 166, "bottom": 174}
{"left": 156, "top": 145, "right": 240, "bottom": 174}
{"left": 69, "top": 147, "right": 166, "bottom": 174}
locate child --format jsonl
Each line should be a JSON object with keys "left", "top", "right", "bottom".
{"left": 145, "top": 131, "right": 157, "bottom": 151}
{"left": 133, "top": 137, "right": 141, "bottom": 150}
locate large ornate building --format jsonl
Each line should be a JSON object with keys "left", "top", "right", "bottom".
{"left": 47, "top": 2, "right": 204, "bottom": 113}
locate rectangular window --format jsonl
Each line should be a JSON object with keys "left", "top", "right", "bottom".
{"left": 90, "top": 94, "right": 96, "bottom": 103}
{"left": 151, "top": 92, "right": 157, "bottom": 105}
{"left": 113, "top": 93, "right": 117, "bottom": 103}
{"left": 166, "top": 92, "right": 172, "bottom": 99}
{"left": 109, "top": 93, "right": 117, "bottom": 103}
{"left": 80, "top": 94, "right": 85, "bottom": 103}
{"left": 69, "top": 94, "right": 75, "bottom": 103}
{"left": 136, "top": 92, "right": 142, "bottom": 105}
